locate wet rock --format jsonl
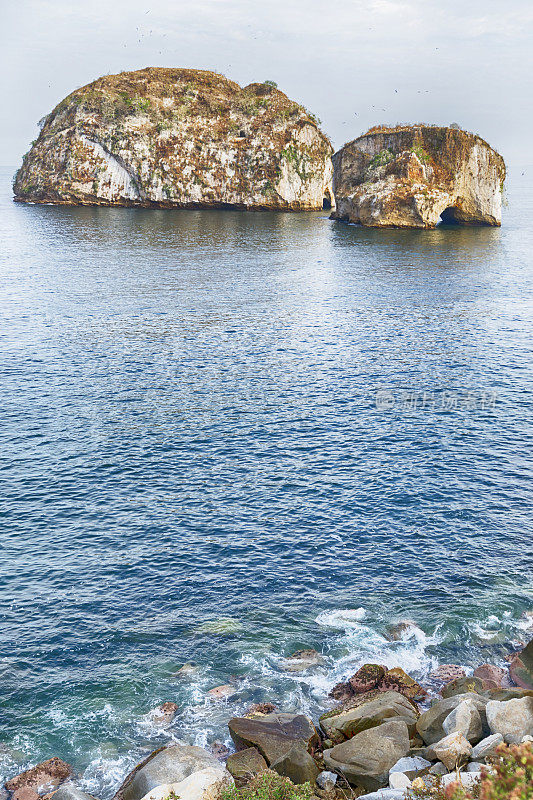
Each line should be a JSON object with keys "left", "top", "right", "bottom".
{"left": 14, "top": 69, "right": 333, "bottom": 212}
{"left": 416, "top": 693, "right": 488, "bottom": 745}
{"left": 173, "top": 663, "right": 200, "bottom": 679}
{"left": 388, "top": 773, "right": 411, "bottom": 790}
{"left": 441, "top": 677, "right": 487, "bottom": 698}
{"left": 385, "top": 621, "right": 423, "bottom": 641}
{"left": 207, "top": 685, "right": 236, "bottom": 701}
{"left": 486, "top": 697, "right": 533, "bottom": 740}
{"left": 473, "top": 664, "right": 506, "bottom": 689}
{"left": 137, "top": 767, "right": 230, "bottom": 800}
{"left": 5, "top": 758, "right": 73, "bottom": 800}
{"left": 509, "top": 639, "right": 533, "bottom": 690}
{"left": 226, "top": 749, "right": 267, "bottom": 783}
{"left": 328, "top": 682, "right": 353, "bottom": 703}
{"left": 315, "top": 772, "right": 337, "bottom": 791}
{"left": 470, "top": 733, "right": 504, "bottom": 760}
{"left": 149, "top": 702, "right": 179, "bottom": 725}
{"left": 228, "top": 713, "right": 319, "bottom": 765}
{"left": 331, "top": 126, "right": 505, "bottom": 228}
{"left": 323, "top": 719, "right": 410, "bottom": 790}
{"left": 349, "top": 665, "right": 386, "bottom": 694}
{"left": 442, "top": 699, "right": 483, "bottom": 744}
{"left": 279, "top": 650, "right": 325, "bottom": 673}
{"left": 113, "top": 745, "right": 220, "bottom": 800}
{"left": 380, "top": 668, "right": 427, "bottom": 701}
{"left": 429, "top": 665, "right": 466, "bottom": 685}
{"left": 319, "top": 691, "right": 419, "bottom": 742}
{"left": 245, "top": 703, "right": 277, "bottom": 717}
{"left": 270, "top": 746, "right": 319, "bottom": 785}
{"left": 52, "top": 785, "right": 100, "bottom": 800}
{"left": 430, "top": 733, "right": 472, "bottom": 770}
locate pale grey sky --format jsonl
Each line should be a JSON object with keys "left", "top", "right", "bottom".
{"left": 1, "top": 0, "right": 532, "bottom": 166}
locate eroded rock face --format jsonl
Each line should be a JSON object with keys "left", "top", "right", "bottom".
{"left": 14, "top": 68, "right": 333, "bottom": 210}
{"left": 331, "top": 125, "right": 505, "bottom": 228}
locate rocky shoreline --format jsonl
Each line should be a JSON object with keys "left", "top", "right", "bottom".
{"left": 4, "top": 627, "right": 532, "bottom": 800}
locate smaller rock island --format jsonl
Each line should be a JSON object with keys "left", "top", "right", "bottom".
{"left": 330, "top": 125, "right": 506, "bottom": 228}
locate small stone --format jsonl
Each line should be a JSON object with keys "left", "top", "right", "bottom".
{"left": 245, "top": 703, "right": 277, "bottom": 716}
{"left": 465, "top": 762, "right": 484, "bottom": 772}
{"left": 441, "top": 772, "right": 481, "bottom": 790}
{"left": 149, "top": 702, "right": 179, "bottom": 725}
{"left": 388, "top": 773, "right": 411, "bottom": 790}
{"left": 316, "top": 772, "right": 337, "bottom": 790}
{"left": 279, "top": 650, "right": 325, "bottom": 672}
{"left": 410, "top": 778, "right": 426, "bottom": 791}
{"left": 442, "top": 699, "right": 483, "bottom": 743}
{"left": 207, "top": 684, "right": 235, "bottom": 701}
{"left": 429, "top": 763, "right": 447, "bottom": 776}
{"left": 471, "top": 733, "right": 504, "bottom": 760}
{"left": 389, "top": 757, "right": 431, "bottom": 777}
{"left": 431, "top": 732, "right": 472, "bottom": 770}
{"left": 355, "top": 792, "right": 405, "bottom": 800}
{"left": 522, "top": 734, "right": 533, "bottom": 743}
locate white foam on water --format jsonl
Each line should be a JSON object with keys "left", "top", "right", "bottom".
{"left": 315, "top": 608, "right": 366, "bottom": 628}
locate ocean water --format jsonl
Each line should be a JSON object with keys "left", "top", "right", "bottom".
{"left": 0, "top": 166, "right": 532, "bottom": 795}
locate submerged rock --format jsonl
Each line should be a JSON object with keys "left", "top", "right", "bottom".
{"left": 5, "top": 758, "right": 73, "bottom": 800}
{"left": 279, "top": 649, "right": 325, "bottom": 672}
{"left": 13, "top": 68, "right": 333, "bottom": 211}
{"left": 331, "top": 125, "right": 505, "bottom": 228}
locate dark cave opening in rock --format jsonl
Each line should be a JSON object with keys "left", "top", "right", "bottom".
{"left": 322, "top": 190, "right": 332, "bottom": 210}
{"left": 439, "top": 206, "right": 462, "bottom": 224}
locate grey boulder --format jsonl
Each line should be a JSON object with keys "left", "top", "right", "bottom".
{"left": 323, "top": 719, "right": 410, "bottom": 790}
{"left": 430, "top": 732, "right": 472, "bottom": 771}
{"left": 442, "top": 699, "right": 483, "bottom": 744}
{"left": 113, "top": 745, "right": 220, "bottom": 800}
{"left": 471, "top": 733, "right": 503, "bottom": 760}
{"left": 416, "top": 693, "right": 488, "bottom": 745}
{"left": 226, "top": 748, "right": 267, "bottom": 782}
{"left": 228, "top": 713, "right": 318, "bottom": 765}
{"left": 271, "top": 746, "right": 319, "bottom": 784}
{"left": 320, "top": 691, "right": 419, "bottom": 742}
{"left": 486, "top": 697, "right": 533, "bottom": 740}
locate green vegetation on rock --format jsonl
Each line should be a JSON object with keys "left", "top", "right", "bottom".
{"left": 220, "top": 771, "right": 313, "bottom": 800}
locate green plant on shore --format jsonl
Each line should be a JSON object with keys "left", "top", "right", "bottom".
{"left": 407, "top": 743, "right": 533, "bottom": 800}
{"left": 220, "top": 771, "right": 312, "bottom": 800}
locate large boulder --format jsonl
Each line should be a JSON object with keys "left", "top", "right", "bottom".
{"left": 5, "top": 758, "right": 72, "bottom": 800}
{"left": 323, "top": 720, "right": 410, "bottom": 790}
{"left": 320, "top": 691, "right": 419, "bottom": 743}
{"left": 442, "top": 699, "right": 483, "bottom": 743}
{"left": 331, "top": 125, "right": 505, "bottom": 228}
{"left": 485, "top": 697, "right": 533, "bottom": 740}
{"left": 416, "top": 693, "right": 488, "bottom": 745}
{"left": 473, "top": 665, "right": 506, "bottom": 689}
{"left": 349, "top": 665, "right": 386, "bottom": 694}
{"left": 270, "top": 746, "right": 319, "bottom": 784}
{"left": 136, "top": 767, "right": 231, "bottom": 800}
{"left": 13, "top": 69, "right": 333, "bottom": 211}
{"left": 509, "top": 639, "right": 533, "bottom": 690}
{"left": 429, "top": 732, "right": 472, "bottom": 770}
{"left": 113, "top": 745, "right": 221, "bottom": 800}
{"left": 228, "top": 713, "right": 318, "bottom": 765}
{"left": 441, "top": 677, "right": 487, "bottom": 698}
{"left": 470, "top": 733, "right": 504, "bottom": 760}
{"left": 226, "top": 749, "right": 267, "bottom": 783}
{"left": 380, "top": 668, "right": 426, "bottom": 701}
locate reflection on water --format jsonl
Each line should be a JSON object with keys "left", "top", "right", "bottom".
{"left": 0, "top": 169, "right": 532, "bottom": 792}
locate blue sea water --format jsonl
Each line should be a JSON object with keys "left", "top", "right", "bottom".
{"left": 0, "top": 167, "right": 532, "bottom": 795}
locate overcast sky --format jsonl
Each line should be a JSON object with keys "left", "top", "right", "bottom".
{"left": 1, "top": 0, "right": 532, "bottom": 167}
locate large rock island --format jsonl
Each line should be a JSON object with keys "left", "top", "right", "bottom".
{"left": 330, "top": 125, "right": 505, "bottom": 228}
{"left": 13, "top": 68, "right": 333, "bottom": 211}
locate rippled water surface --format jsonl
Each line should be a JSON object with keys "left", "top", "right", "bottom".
{"left": 0, "top": 168, "right": 532, "bottom": 794}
